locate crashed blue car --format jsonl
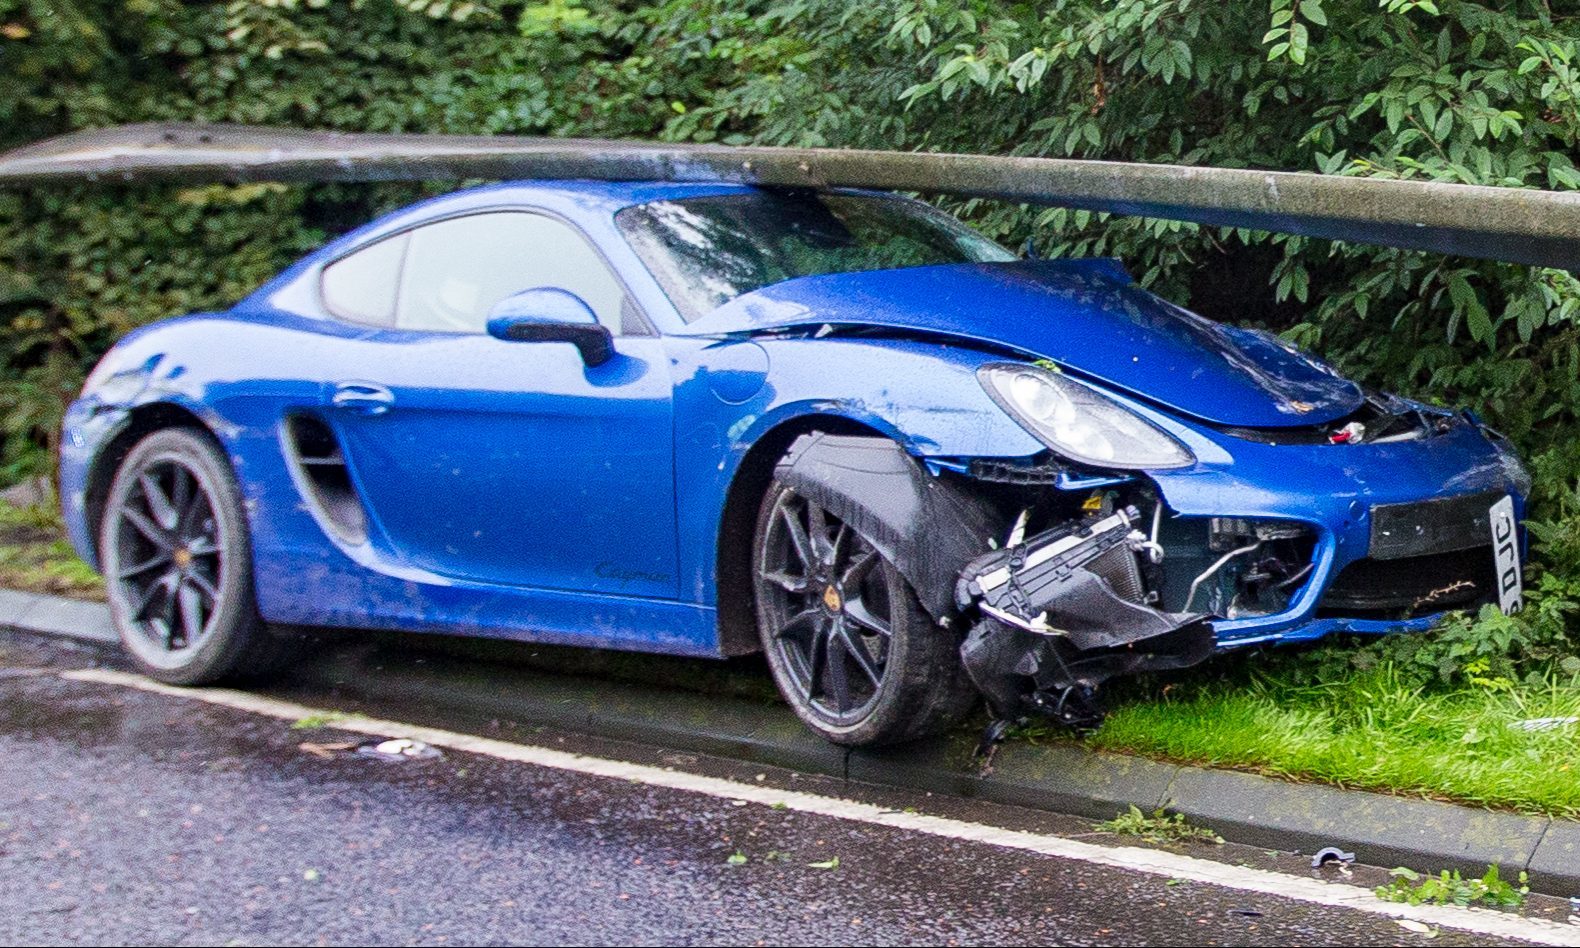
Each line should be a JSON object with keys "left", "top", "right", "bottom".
{"left": 60, "top": 181, "right": 1529, "bottom": 745}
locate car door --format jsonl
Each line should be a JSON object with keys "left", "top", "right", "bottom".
{"left": 319, "top": 209, "right": 680, "bottom": 599}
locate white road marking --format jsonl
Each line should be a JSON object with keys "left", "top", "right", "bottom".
{"left": 64, "top": 666, "right": 1571, "bottom": 945}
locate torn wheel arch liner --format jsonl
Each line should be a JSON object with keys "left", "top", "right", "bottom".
{"left": 772, "top": 432, "right": 1006, "bottom": 623}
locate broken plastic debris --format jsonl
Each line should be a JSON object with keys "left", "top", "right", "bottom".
{"left": 298, "top": 740, "right": 355, "bottom": 759}
{"left": 974, "top": 718, "right": 1016, "bottom": 759}
{"left": 1310, "top": 846, "right": 1356, "bottom": 868}
{"left": 1511, "top": 716, "right": 1579, "bottom": 732}
{"left": 354, "top": 738, "right": 442, "bottom": 760}
{"left": 1329, "top": 421, "right": 1366, "bottom": 444}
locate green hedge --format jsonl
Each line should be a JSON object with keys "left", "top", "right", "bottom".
{"left": 2, "top": 2, "right": 1577, "bottom": 560}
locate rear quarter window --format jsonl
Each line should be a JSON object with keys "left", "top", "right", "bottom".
{"left": 320, "top": 234, "right": 409, "bottom": 325}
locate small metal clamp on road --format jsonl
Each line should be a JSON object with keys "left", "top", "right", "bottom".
{"left": 1311, "top": 846, "right": 1357, "bottom": 869}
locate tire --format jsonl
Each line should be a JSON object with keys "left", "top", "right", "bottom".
{"left": 751, "top": 478, "right": 977, "bottom": 746}
{"left": 99, "top": 427, "right": 290, "bottom": 684}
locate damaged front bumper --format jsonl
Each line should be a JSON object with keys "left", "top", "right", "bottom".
{"left": 953, "top": 506, "right": 1216, "bottom": 727}
{"left": 1145, "top": 418, "right": 1526, "bottom": 648}
{"left": 772, "top": 386, "right": 1529, "bottom": 731}
{"left": 937, "top": 403, "right": 1529, "bottom": 726}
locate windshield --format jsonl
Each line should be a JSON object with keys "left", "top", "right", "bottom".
{"left": 616, "top": 190, "right": 1016, "bottom": 322}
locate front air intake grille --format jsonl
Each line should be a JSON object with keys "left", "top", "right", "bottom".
{"left": 1319, "top": 546, "right": 1494, "bottom": 617}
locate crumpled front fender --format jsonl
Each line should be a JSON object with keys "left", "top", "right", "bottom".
{"left": 774, "top": 433, "right": 1005, "bottom": 622}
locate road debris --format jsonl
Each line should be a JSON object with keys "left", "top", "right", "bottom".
{"left": 297, "top": 741, "right": 355, "bottom": 759}
{"left": 1311, "top": 847, "right": 1356, "bottom": 869}
{"left": 299, "top": 737, "right": 444, "bottom": 761}
{"left": 356, "top": 738, "right": 443, "bottom": 761}
{"left": 1511, "top": 717, "right": 1579, "bottom": 732}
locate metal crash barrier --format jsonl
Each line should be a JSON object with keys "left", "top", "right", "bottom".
{"left": 0, "top": 122, "right": 1575, "bottom": 270}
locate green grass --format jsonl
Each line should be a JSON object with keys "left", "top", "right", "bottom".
{"left": 0, "top": 500, "right": 103, "bottom": 600}
{"left": 290, "top": 712, "right": 355, "bottom": 730}
{"left": 1082, "top": 665, "right": 1580, "bottom": 818}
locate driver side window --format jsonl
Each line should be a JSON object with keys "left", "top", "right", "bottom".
{"left": 321, "top": 211, "right": 639, "bottom": 335}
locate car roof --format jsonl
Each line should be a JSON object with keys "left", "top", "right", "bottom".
{"left": 397, "top": 179, "right": 915, "bottom": 220}
{"left": 431, "top": 179, "right": 762, "bottom": 215}
{"left": 234, "top": 179, "right": 913, "bottom": 322}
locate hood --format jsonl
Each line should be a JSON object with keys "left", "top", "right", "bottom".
{"left": 680, "top": 259, "right": 1363, "bottom": 429}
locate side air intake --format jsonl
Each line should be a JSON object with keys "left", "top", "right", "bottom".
{"left": 281, "top": 414, "right": 367, "bottom": 545}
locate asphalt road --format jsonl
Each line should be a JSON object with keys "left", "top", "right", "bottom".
{"left": 0, "top": 630, "right": 1564, "bottom": 947}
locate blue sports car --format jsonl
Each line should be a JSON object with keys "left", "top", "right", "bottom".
{"left": 60, "top": 180, "right": 1529, "bottom": 745}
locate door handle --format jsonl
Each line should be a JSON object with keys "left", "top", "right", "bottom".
{"left": 330, "top": 381, "right": 395, "bottom": 415}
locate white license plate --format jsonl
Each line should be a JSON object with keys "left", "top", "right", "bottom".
{"left": 1489, "top": 495, "right": 1523, "bottom": 614}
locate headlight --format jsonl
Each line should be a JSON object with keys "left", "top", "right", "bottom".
{"left": 1500, "top": 451, "right": 1533, "bottom": 498}
{"left": 1478, "top": 423, "right": 1532, "bottom": 497}
{"left": 979, "top": 363, "right": 1194, "bottom": 470}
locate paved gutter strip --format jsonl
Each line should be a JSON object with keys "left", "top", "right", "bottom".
{"left": 1159, "top": 767, "right": 1552, "bottom": 888}
{"left": 0, "top": 588, "right": 116, "bottom": 643}
{"left": 5, "top": 590, "right": 1577, "bottom": 896}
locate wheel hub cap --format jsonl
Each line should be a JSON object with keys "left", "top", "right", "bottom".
{"left": 821, "top": 584, "right": 843, "bottom": 613}
{"left": 172, "top": 547, "right": 193, "bottom": 569}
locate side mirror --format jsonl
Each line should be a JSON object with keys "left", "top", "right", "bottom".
{"left": 485, "top": 287, "right": 614, "bottom": 367}
{"left": 1021, "top": 236, "right": 1039, "bottom": 260}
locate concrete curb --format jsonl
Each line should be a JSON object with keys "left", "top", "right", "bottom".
{"left": 0, "top": 588, "right": 116, "bottom": 643}
{"left": 6, "top": 590, "right": 1578, "bottom": 896}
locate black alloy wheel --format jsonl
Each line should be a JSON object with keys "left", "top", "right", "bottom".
{"left": 752, "top": 478, "right": 976, "bottom": 745}
{"left": 101, "top": 427, "right": 289, "bottom": 684}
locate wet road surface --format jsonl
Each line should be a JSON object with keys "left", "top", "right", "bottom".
{"left": 0, "top": 631, "right": 1564, "bottom": 946}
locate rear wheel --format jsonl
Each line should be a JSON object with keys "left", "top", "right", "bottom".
{"left": 100, "top": 427, "right": 288, "bottom": 684}
{"left": 752, "top": 479, "right": 976, "bottom": 746}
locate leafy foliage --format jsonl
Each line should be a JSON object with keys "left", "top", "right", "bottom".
{"left": 3, "top": 1, "right": 1579, "bottom": 667}
{"left": 1098, "top": 805, "right": 1225, "bottom": 845}
{"left": 1375, "top": 864, "right": 1527, "bottom": 907}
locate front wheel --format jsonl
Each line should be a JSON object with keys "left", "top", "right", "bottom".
{"left": 100, "top": 427, "right": 289, "bottom": 685}
{"left": 751, "top": 480, "right": 976, "bottom": 746}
